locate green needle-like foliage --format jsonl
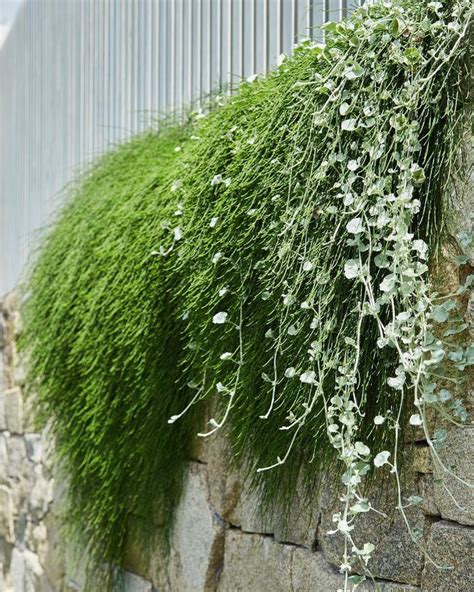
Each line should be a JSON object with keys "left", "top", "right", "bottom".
{"left": 21, "top": 0, "right": 472, "bottom": 587}
{"left": 22, "top": 127, "right": 202, "bottom": 587}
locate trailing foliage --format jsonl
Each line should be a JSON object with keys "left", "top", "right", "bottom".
{"left": 22, "top": 127, "right": 202, "bottom": 585}
{"left": 22, "top": 0, "right": 472, "bottom": 589}
{"left": 173, "top": 0, "right": 472, "bottom": 520}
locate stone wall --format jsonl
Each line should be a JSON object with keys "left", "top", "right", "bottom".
{"left": 0, "top": 292, "right": 472, "bottom": 591}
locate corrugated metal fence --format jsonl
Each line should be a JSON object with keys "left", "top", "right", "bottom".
{"left": 0, "top": 0, "right": 359, "bottom": 295}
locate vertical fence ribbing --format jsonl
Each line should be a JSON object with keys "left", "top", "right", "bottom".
{"left": 0, "top": 0, "right": 357, "bottom": 295}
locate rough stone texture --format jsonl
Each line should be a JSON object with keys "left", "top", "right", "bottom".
{"left": 318, "top": 475, "right": 429, "bottom": 586}
{"left": 292, "top": 548, "right": 420, "bottom": 592}
{"left": 0, "top": 485, "right": 14, "bottom": 543}
{"left": 191, "top": 426, "right": 241, "bottom": 523}
{"left": 199, "top": 425, "right": 321, "bottom": 549}
{"left": 227, "top": 471, "right": 319, "bottom": 548}
{"left": 0, "top": 392, "right": 6, "bottom": 432}
{"left": 433, "top": 426, "right": 474, "bottom": 526}
{"left": 412, "top": 447, "right": 433, "bottom": 475}
{"left": 417, "top": 475, "right": 440, "bottom": 518}
{"left": 168, "top": 462, "right": 225, "bottom": 592}
{"left": 272, "top": 483, "right": 319, "bottom": 548}
{"left": 226, "top": 479, "right": 274, "bottom": 537}
{"left": 422, "top": 521, "right": 474, "bottom": 592}
{"left": 0, "top": 435, "right": 9, "bottom": 486}
{"left": 381, "top": 586, "right": 420, "bottom": 592}
{"left": 218, "top": 529, "right": 420, "bottom": 592}
{"left": 1, "top": 295, "right": 472, "bottom": 591}
{"left": 0, "top": 301, "right": 62, "bottom": 592}
{"left": 122, "top": 571, "right": 155, "bottom": 592}
{"left": 39, "top": 514, "right": 66, "bottom": 591}
{"left": 3, "top": 388, "right": 23, "bottom": 435}
{"left": 124, "top": 519, "right": 169, "bottom": 591}
{"left": 10, "top": 548, "right": 53, "bottom": 592}
{"left": 193, "top": 418, "right": 319, "bottom": 548}
{"left": 217, "top": 530, "right": 294, "bottom": 591}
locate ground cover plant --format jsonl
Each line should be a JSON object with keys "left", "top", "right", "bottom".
{"left": 22, "top": 0, "right": 472, "bottom": 590}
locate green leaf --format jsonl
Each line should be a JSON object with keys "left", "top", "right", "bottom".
{"left": 458, "top": 231, "right": 473, "bottom": 250}
{"left": 439, "top": 389, "right": 451, "bottom": 402}
{"left": 431, "top": 305, "right": 449, "bottom": 323}
{"left": 465, "top": 346, "right": 474, "bottom": 365}
{"left": 411, "top": 164, "right": 426, "bottom": 186}
{"left": 390, "top": 17, "right": 405, "bottom": 37}
{"left": 321, "top": 20, "right": 337, "bottom": 32}
{"left": 354, "top": 461, "right": 370, "bottom": 476}
{"left": 349, "top": 575, "right": 366, "bottom": 585}
{"left": 344, "top": 63, "right": 364, "bottom": 80}
{"left": 426, "top": 348, "right": 445, "bottom": 365}
{"left": 346, "top": 217, "right": 364, "bottom": 234}
{"left": 405, "top": 47, "right": 422, "bottom": 64}
{"left": 374, "top": 253, "right": 390, "bottom": 268}
{"left": 443, "top": 323, "right": 468, "bottom": 337}
{"left": 380, "top": 273, "right": 397, "bottom": 293}
{"left": 428, "top": 1, "right": 443, "bottom": 12}
{"left": 341, "top": 118, "right": 357, "bottom": 131}
{"left": 454, "top": 254, "right": 469, "bottom": 266}
{"left": 433, "top": 428, "right": 447, "bottom": 449}
{"left": 444, "top": 299, "right": 457, "bottom": 311}
{"left": 339, "top": 102, "right": 351, "bottom": 116}
{"left": 448, "top": 348, "right": 464, "bottom": 363}
{"left": 456, "top": 275, "right": 474, "bottom": 294}
{"left": 388, "top": 374, "right": 405, "bottom": 390}
{"left": 344, "top": 259, "right": 360, "bottom": 279}
{"left": 351, "top": 500, "right": 370, "bottom": 513}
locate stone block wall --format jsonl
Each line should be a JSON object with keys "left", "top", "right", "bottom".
{"left": 0, "top": 293, "right": 472, "bottom": 592}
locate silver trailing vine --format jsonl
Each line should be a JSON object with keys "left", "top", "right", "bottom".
{"left": 167, "top": 2, "right": 473, "bottom": 590}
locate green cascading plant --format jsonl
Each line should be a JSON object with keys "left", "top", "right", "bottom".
{"left": 22, "top": 1, "right": 472, "bottom": 589}
{"left": 22, "top": 127, "right": 203, "bottom": 586}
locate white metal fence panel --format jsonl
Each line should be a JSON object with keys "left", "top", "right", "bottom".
{"left": 0, "top": 0, "right": 359, "bottom": 295}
